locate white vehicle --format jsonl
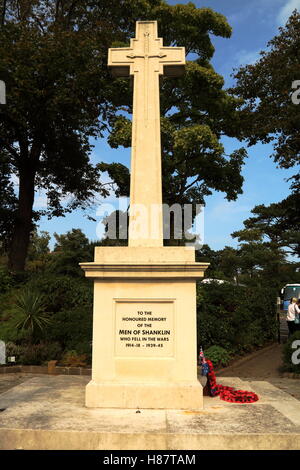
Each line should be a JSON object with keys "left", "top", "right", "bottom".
{"left": 200, "top": 278, "right": 228, "bottom": 285}
{"left": 281, "top": 284, "right": 300, "bottom": 312}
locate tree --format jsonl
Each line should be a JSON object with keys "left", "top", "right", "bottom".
{"left": 26, "top": 229, "right": 51, "bottom": 272}
{"left": 230, "top": 10, "right": 300, "bottom": 189}
{"left": 232, "top": 193, "right": 300, "bottom": 258}
{"left": 0, "top": 151, "right": 17, "bottom": 253}
{"left": 0, "top": 0, "right": 169, "bottom": 271}
{"left": 27, "top": 230, "right": 50, "bottom": 259}
{"left": 0, "top": 1, "right": 248, "bottom": 268}
{"left": 228, "top": 11, "right": 300, "bottom": 286}
{"left": 196, "top": 244, "right": 239, "bottom": 281}
{"left": 197, "top": 241, "right": 299, "bottom": 289}
{"left": 51, "top": 228, "right": 95, "bottom": 276}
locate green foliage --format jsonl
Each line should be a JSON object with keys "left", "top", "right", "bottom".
{"left": 197, "top": 282, "right": 277, "bottom": 355}
{"left": 197, "top": 242, "right": 299, "bottom": 289}
{"left": 282, "top": 331, "right": 300, "bottom": 374}
{"left": 25, "top": 273, "right": 93, "bottom": 312}
{"left": 0, "top": 3, "right": 114, "bottom": 269}
{"left": 0, "top": 273, "right": 93, "bottom": 362}
{"left": 101, "top": 3, "right": 247, "bottom": 237}
{"left": 26, "top": 230, "right": 52, "bottom": 273}
{"left": 44, "top": 306, "right": 92, "bottom": 359}
{"left": 0, "top": 221, "right": 291, "bottom": 367}
{"left": 5, "top": 341, "right": 23, "bottom": 361}
{"left": 0, "top": 302, "right": 28, "bottom": 344}
{"left": 0, "top": 266, "right": 13, "bottom": 293}
{"left": 232, "top": 193, "right": 300, "bottom": 258}
{"left": 204, "top": 345, "right": 231, "bottom": 367}
{"left": 229, "top": 12, "right": 300, "bottom": 270}
{"left": 0, "top": 1, "right": 251, "bottom": 268}
{"left": 98, "top": 162, "right": 130, "bottom": 198}
{"left": 11, "top": 289, "right": 52, "bottom": 343}
{"left": 0, "top": 242, "right": 94, "bottom": 353}
{"left": 60, "top": 350, "right": 87, "bottom": 367}
{"left": 50, "top": 229, "right": 94, "bottom": 276}
{"left": 27, "top": 230, "right": 50, "bottom": 260}
{"left": 6, "top": 341, "right": 62, "bottom": 365}
{"left": 231, "top": 11, "right": 300, "bottom": 188}
{"left": 2, "top": 0, "right": 167, "bottom": 269}
{"left": 0, "top": 274, "right": 93, "bottom": 364}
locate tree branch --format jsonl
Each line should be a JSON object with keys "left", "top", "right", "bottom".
{"left": 0, "top": 138, "right": 19, "bottom": 161}
{"left": 181, "top": 175, "right": 201, "bottom": 194}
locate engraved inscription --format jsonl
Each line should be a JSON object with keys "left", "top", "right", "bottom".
{"left": 115, "top": 301, "right": 174, "bottom": 357}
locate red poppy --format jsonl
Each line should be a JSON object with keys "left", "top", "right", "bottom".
{"left": 205, "top": 359, "right": 259, "bottom": 403}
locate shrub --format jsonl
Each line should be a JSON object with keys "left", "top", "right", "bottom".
{"left": 44, "top": 306, "right": 92, "bottom": 357}
{"left": 21, "top": 342, "right": 62, "bottom": 365}
{"left": 5, "top": 341, "right": 23, "bottom": 362}
{"left": 60, "top": 350, "right": 87, "bottom": 367}
{"left": 5, "top": 341, "right": 62, "bottom": 365}
{"left": 25, "top": 274, "right": 93, "bottom": 313}
{"left": 0, "top": 273, "right": 93, "bottom": 361}
{"left": 0, "top": 266, "right": 13, "bottom": 293}
{"left": 13, "top": 289, "right": 52, "bottom": 339}
{"left": 204, "top": 345, "right": 231, "bottom": 368}
{"left": 197, "top": 282, "right": 277, "bottom": 356}
{"left": 282, "top": 331, "right": 300, "bottom": 374}
{"left": 0, "top": 308, "right": 29, "bottom": 344}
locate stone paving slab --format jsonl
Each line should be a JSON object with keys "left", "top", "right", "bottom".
{"left": 247, "top": 380, "right": 299, "bottom": 403}
{"left": 0, "top": 373, "right": 36, "bottom": 394}
{"left": 0, "top": 375, "right": 300, "bottom": 450}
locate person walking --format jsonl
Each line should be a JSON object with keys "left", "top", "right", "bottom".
{"left": 287, "top": 297, "right": 300, "bottom": 336}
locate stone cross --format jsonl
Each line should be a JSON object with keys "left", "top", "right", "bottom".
{"left": 108, "top": 21, "right": 185, "bottom": 247}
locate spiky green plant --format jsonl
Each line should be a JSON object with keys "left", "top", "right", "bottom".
{"left": 13, "top": 290, "right": 52, "bottom": 342}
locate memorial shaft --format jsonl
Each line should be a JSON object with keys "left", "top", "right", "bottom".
{"left": 108, "top": 21, "right": 185, "bottom": 246}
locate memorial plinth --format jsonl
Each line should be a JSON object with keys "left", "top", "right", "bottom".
{"left": 81, "top": 247, "right": 208, "bottom": 409}
{"left": 80, "top": 21, "right": 209, "bottom": 409}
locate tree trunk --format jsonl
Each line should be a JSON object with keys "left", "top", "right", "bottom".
{"left": 8, "top": 151, "right": 37, "bottom": 272}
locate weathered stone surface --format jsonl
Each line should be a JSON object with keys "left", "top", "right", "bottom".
{"left": 0, "top": 375, "right": 300, "bottom": 450}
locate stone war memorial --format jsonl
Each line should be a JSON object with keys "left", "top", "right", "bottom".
{"left": 80, "top": 20, "right": 209, "bottom": 410}
{"left": 2, "top": 18, "right": 300, "bottom": 453}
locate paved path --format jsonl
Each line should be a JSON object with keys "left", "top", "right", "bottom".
{"left": 217, "top": 343, "right": 300, "bottom": 400}
{"left": 0, "top": 374, "right": 43, "bottom": 395}
{"left": 280, "top": 312, "right": 288, "bottom": 343}
{"left": 218, "top": 344, "right": 283, "bottom": 379}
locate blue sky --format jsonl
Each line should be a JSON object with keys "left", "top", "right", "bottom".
{"left": 35, "top": 0, "right": 299, "bottom": 251}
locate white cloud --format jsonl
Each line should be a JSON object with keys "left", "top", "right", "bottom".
{"left": 234, "top": 49, "right": 261, "bottom": 67}
{"left": 210, "top": 201, "right": 252, "bottom": 222}
{"left": 34, "top": 191, "right": 48, "bottom": 209}
{"left": 277, "top": 0, "right": 300, "bottom": 25}
{"left": 89, "top": 150, "right": 99, "bottom": 164}
{"left": 10, "top": 173, "right": 19, "bottom": 188}
{"left": 33, "top": 190, "right": 73, "bottom": 210}
{"left": 227, "top": 8, "right": 253, "bottom": 26}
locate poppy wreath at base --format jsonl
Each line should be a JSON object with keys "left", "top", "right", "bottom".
{"left": 205, "top": 359, "right": 259, "bottom": 404}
